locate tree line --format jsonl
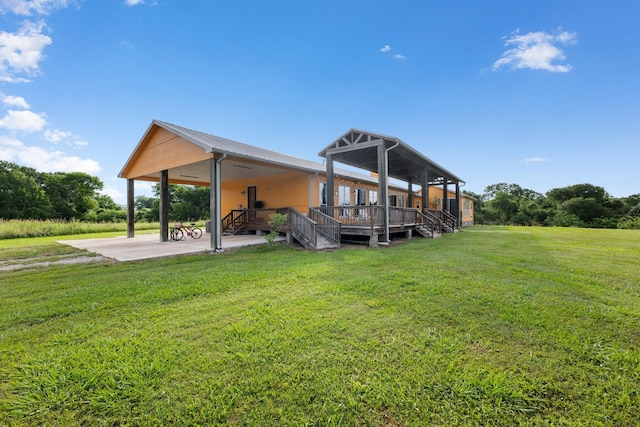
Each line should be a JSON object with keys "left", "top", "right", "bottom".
{"left": 464, "top": 182, "right": 640, "bottom": 229}
{"left": 0, "top": 160, "right": 210, "bottom": 222}
{"left": 4, "top": 161, "right": 639, "bottom": 229}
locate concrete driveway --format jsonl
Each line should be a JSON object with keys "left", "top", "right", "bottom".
{"left": 59, "top": 232, "right": 282, "bottom": 262}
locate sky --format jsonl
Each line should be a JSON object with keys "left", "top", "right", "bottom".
{"left": 1, "top": 0, "right": 639, "bottom": 203}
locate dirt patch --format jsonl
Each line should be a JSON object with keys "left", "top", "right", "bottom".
{"left": 0, "top": 254, "right": 109, "bottom": 272}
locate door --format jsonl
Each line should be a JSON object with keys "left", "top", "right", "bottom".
{"left": 247, "top": 186, "right": 257, "bottom": 221}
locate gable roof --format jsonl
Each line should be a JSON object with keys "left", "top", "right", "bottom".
{"left": 318, "top": 128, "right": 464, "bottom": 185}
{"left": 119, "top": 120, "right": 410, "bottom": 189}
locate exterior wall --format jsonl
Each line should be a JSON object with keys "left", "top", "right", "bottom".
{"left": 310, "top": 175, "right": 408, "bottom": 207}
{"left": 221, "top": 171, "right": 312, "bottom": 216}
{"left": 220, "top": 172, "right": 411, "bottom": 217}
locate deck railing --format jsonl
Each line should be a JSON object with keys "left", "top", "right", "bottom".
{"left": 288, "top": 208, "right": 317, "bottom": 248}
{"left": 308, "top": 208, "right": 342, "bottom": 246}
{"left": 427, "top": 209, "right": 458, "bottom": 231}
{"left": 416, "top": 210, "right": 441, "bottom": 236}
{"left": 314, "top": 205, "right": 384, "bottom": 227}
{"left": 221, "top": 209, "right": 247, "bottom": 234}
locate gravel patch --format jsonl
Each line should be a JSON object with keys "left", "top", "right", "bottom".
{"left": 0, "top": 255, "right": 108, "bottom": 271}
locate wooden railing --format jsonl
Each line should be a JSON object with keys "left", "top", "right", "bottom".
{"left": 221, "top": 209, "right": 247, "bottom": 234}
{"left": 427, "top": 209, "right": 458, "bottom": 231}
{"left": 314, "top": 205, "right": 384, "bottom": 227}
{"left": 308, "top": 208, "right": 341, "bottom": 247}
{"left": 416, "top": 210, "right": 441, "bottom": 236}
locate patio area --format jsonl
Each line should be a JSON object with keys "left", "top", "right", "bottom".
{"left": 59, "top": 232, "right": 283, "bottom": 262}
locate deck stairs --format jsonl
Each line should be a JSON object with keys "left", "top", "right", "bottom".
{"left": 415, "top": 224, "right": 441, "bottom": 239}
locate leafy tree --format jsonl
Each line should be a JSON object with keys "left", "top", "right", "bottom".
{"left": 558, "top": 197, "right": 607, "bottom": 226}
{"left": 151, "top": 184, "right": 210, "bottom": 221}
{"left": 0, "top": 161, "right": 49, "bottom": 219}
{"left": 40, "top": 172, "right": 103, "bottom": 220}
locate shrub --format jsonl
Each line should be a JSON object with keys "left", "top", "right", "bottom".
{"left": 265, "top": 212, "right": 288, "bottom": 245}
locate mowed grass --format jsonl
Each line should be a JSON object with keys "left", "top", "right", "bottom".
{"left": 1, "top": 227, "right": 639, "bottom": 426}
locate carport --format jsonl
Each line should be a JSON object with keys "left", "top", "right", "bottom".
{"left": 119, "top": 120, "right": 324, "bottom": 252}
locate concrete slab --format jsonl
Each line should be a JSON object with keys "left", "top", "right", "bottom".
{"left": 59, "top": 232, "right": 283, "bottom": 262}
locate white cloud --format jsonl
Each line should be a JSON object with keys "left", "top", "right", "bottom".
{"left": 380, "top": 45, "right": 406, "bottom": 60}
{"left": 101, "top": 186, "right": 124, "bottom": 201}
{"left": 493, "top": 29, "right": 577, "bottom": 73}
{"left": 523, "top": 157, "right": 549, "bottom": 164}
{"left": 0, "top": 0, "right": 74, "bottom": 15}
{"left": 0, "top": 135, "right": 101, "bottom": 173}
{"left": 43, "top": 128, "right": 71, "bottom": 142}
{"left": 1, "top": 93, "right": 30, "bottom": 108}
{"left": 0, "top": 20, "right": 52, "bottom": 82}
{"left": 0, "top": 109, "right": 46, "bottom": 132}
{"left": 120, "top": 40, "right": 135, "bottom": 50}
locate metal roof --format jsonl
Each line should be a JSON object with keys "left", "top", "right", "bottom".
{"left": 318, "top": 128, "right": 464, "bottom": 185}
{"left": 120, "top": 120, "right": 411, "bottom": 189}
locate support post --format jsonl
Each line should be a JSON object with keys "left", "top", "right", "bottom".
{"left": 210, "top": 156, "right": 224, "bottom": 251}
{"left": 127, "top": 178, "right": 135, "bottom": 238}
{"left": 378, "top": 144, "right": 389, "bottom": 243}
{"left": 159, "top": 170, "right": 169, "bottom": 242}
{"left": 455, "top": 182, "right": 461, "bottom": 227}
{"left": 442, "top": 180, "right": 449, "bottom": 212}
{"left": 326, "top": 154, "right": 335, "bottom": 207}
{"left": 408, "top": 182, "right": 413, "bottom": 209}
{"left": 422, "top": 173, "right": 429, "bottom": 212}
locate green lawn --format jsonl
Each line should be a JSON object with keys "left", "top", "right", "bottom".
{"left": 1, "top": 226, "right": 639, "bottom": 426}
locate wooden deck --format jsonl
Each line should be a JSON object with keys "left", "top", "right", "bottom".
{"left": 222, "top": 206, "right": 455, "bottom": 250}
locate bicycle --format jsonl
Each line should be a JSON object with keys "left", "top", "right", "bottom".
{"left": 170, "top": 221, "right": 203, "bottom": 241}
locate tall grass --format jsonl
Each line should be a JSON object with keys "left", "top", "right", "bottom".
{"left": 1, "top": 226, "right": 639, "bottom": 425}
{"left": 0, "top": 219, "right": 160, "bottom": 240}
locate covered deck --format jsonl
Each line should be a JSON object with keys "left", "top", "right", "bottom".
{"left": 222, "top": 205, "right": 456, "bottom": 250}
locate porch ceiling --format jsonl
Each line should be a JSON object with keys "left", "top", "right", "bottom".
{"left": 134, "top": 157, "right": 296, "bottom": 186}
{"left": 318, "top": 129, "right": 464, "bottom": 185}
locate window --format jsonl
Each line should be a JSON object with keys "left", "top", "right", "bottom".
{"left": 338, "top": 185, "right": 351, "bottom": 205}
{"left": 355, "top": 189, "right": 366, "bottom": 205}
{"left": 338, "top": 185, "right": 351, "bottom": 217}
{"left": 319, "top": 182, "right": 327, "bottom": 205}
{"left": 369, "top": 190, "right": 378, "bottom": 205}
{"left": 389, "top": 195, "right": 397, "bottom": 207}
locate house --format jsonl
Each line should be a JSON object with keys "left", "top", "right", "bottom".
{"left": 119, "top": 120, "right": 473, "bottom": 250}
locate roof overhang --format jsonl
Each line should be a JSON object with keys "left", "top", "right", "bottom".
{"left": 318, "top": 128, "right": 464, "bottom": 185}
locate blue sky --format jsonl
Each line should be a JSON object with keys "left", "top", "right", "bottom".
{"left": 1, "top": 0, "right": 639, "bottom": 203}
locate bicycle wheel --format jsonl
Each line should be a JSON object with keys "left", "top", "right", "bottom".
{"left": 191, "top": 227, "right": 203, "bottom": 239}
{"left": 172, "top": 228, "right": 184, "bottom": 241}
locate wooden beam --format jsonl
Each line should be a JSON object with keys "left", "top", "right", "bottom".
{"left": 127, "top": 179, "right": 135, "bottom": 238}
{"left": 160, "top": 170, "right": 169, "bottom": 242}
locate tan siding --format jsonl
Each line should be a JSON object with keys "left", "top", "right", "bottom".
{"left": 122, "top": 128, "right": 213, "bottom": 179}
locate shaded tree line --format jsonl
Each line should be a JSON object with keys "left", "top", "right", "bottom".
{"left": 465, "top": 183, "right": 640, "bottom": 229}
{"left": 134, "top": 184, "right": 211, "bottom": 223}
{"left": 0, "top": 161, "right": 123, "bottom": 221}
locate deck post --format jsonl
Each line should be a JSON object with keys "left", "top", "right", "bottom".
{"left": 159, "top": 170, "right": 169, "bottom": 242}
{"left": 378, "top": 143, "right": 389, "bottom": 243}
{"left": 442, "top": 180, "right": 449, "bottom": 213}
{"left": 210, "top": 156, "right": 224, "bottom": 251}
{"left": 422, "top": 172, "right": 429, "bottom": 211}
{"left": 127, "top": 178, "right": 135, "bottom": 238}
{"left": 408, "top": 182, "right": 413, "bottom": 208}
{"left": 326, "top": 153, "right": 335, "bottom": 207}
{"left": 455, "top": 182, "right": 461, "bottom": 227}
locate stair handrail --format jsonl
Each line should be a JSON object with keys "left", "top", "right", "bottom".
{"left": 308, "top": 207, "right": 341, "bottom": 247}
{"left": 221, "top": 209, "right": 247, "bottom": 234}
{"left": 427, "top": 209, "right": 458, "bottom": 231}
{"left": 417, "top": 210, "right": 441, "bottom": 236}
